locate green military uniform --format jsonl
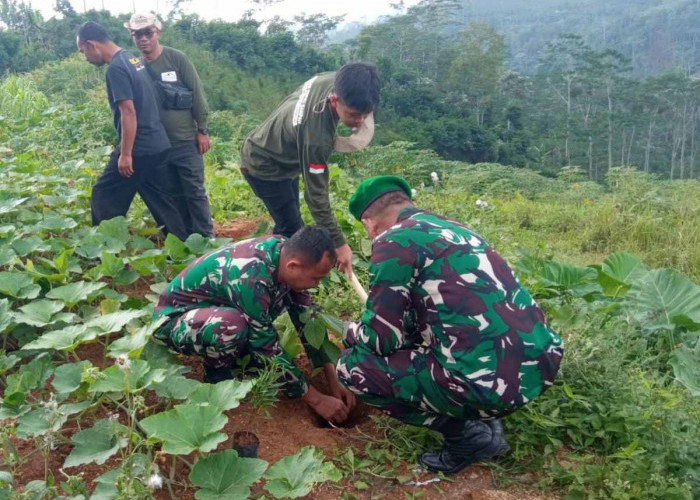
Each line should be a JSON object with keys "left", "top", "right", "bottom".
{"left": 240, "top": 72, "right": 346, "bottom": 247}
{"left": 153, "top": 236, "right": 333, "bottom": 397}
{"left": 338, "top": 179, "right": 563, "bottom": 427}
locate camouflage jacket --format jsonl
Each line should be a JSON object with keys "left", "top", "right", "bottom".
{"left": 344, "top": 207, "right": 564, "bottom": 410}
{"left": 154, "top": 236, "right": 332, "bottom": 397}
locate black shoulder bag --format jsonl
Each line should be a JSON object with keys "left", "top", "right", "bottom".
{"left": 144, "top": 62, "right": 194, "bottom": 111}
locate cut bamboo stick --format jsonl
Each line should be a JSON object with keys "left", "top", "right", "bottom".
{"left": 348, "top": 271, "right": 368, "bottom": 303}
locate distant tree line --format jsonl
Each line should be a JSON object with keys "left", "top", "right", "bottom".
{"left": 1, "top": 0, "right": 698, "bottom": 179}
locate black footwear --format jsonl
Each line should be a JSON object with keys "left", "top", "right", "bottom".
{"left": 203, "top": 365, "right": 234, "bottom": 384}
{"left": 419, "top": 420, "right": 507, "bottom": 475}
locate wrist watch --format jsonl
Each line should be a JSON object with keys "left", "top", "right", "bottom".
{"left": 198, "top": 127, "right": 209, "bottom": 135}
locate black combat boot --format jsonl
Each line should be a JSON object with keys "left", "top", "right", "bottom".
{"left": 419, "top": 418, "right": 508, "bottom": 475}
{"left": 203, "top": 364, "right": 234, "bottom": 384}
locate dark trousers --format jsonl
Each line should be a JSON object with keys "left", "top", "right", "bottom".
{"left": 167, "top": 140, "right": 214, "bottom": 237}
{"left": 243, "top": 171, "right": 303, "bottom": 237}
{"left": 91, "top": 147, "right": 188, "bottom": 241}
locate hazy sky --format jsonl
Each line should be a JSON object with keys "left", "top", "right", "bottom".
{"left": 29, "top": 0, "right": 421, "bottom": 26}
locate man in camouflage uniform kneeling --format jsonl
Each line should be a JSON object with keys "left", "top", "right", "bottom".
{"left": 337, "top": 176, "right": 564, "bottom": 474}
{"left": 154, "top": 226, "right": 356, "bottom": 424}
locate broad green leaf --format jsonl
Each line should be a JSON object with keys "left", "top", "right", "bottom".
{"left": 4, "top": 353, "right": 53, "bottom": 404}
{"left": 0, "top": 271, "right": 40, "bottom": 299}
{"left": 89, "top": 359, "right": 166, "bottom": 393}
{"left": 0, "top": 245, "right": 16, "bottom": 266}
{"left": 64, "top": 419, "right": 128, "bottom": 468}
{"left": 46, "top": 281, "right": 107, "bottom": 307}
{"left": 189, "top": 450, "right": 268, "bottom": 500}
{"left": 321, "top": 338, "right": 341, "bottom": 364}
{"left": 84, "top": 309, "right": 149, "bottom": 334}
{"left": 13, "top": 300, "right": 65, "bottom": 327}
{"left": 98, "top": 217, "right": 129, "bottom": 253}
{"left": 0, "top": 353, "right": 20, "bottom": 375}
{"left": 185, "top": 233, "right": 215, "bottom": 255}
{"left": 669, "top": 344, "right": 700, "bottom": 396}
{"left": 164, "top": 233, "right": 190, "bottom": 261}
{"left": 16, "top": 401, "right": 91, "bottom": 438}
{"left": 90, "top": 469, "right": 120, "bottom": 500}
{"left": 99, "top": 251, "right": 124, "bottom": 278}
{"left": 52, "top": 361, "right": 92, "bottom": 394}
{"left": 12, "top": 236, "right": 45, "bottom": 256}
{"left": 107, "top": 317, "right": 168, "bottom": 357}
{"left": 539, "top": 261, "right": 598, "bottom": 287}
{"left": 140, "top": 404, "right": 228, "bottom": 455}
{"left": 264, "top": 446, "right": 342, "bottom": 498}
{"left": 186, "top": 379, "right": 254, "bottom": 411}
{"left": 0, "top": 298, "right": 13, "bottom": 333}
{"left": 113, "top": 269, "right": 139, "bottom": 286}
{"left": 303, "top": 316, "right": 327, "bottom": 349}
{"left": 21, "top": 325, "right": 99, "bottom": 351}
{"left": 599, "top": 252, "right": 647, "bottom": 296}
{"left": 37, "top": 212, "right": 77, "bottom": 232}
{"left": 0, "top": 197, "right": 27, "bottom": 214}
{"left": 152, "top": 374, "right": 202, "bottom": 400}
{"left": 625, "top": 269, "right": 700, "bottom": 332}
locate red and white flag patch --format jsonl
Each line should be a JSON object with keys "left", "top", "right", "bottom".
{"left": 309, "top": 163, "right": 326, "bottom": 175}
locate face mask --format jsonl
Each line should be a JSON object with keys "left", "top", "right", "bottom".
{"left": 334, "top": 112, "right": 375, "bottom": 153}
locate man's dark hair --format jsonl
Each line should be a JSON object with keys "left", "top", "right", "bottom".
{"left": 77, "top": 21, "right": 110, "bottom": 43}
{"left": 363, "top": 190, "right": 412, "bottom": 219}
{"left": 283, "top": 225, "right": 337, "bottom": 265}
{"left": 334, "top": 62, "right": 380, "bottom": 113}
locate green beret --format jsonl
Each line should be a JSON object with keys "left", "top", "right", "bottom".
{"left": 349, "top": 175, "right": 412, "bottom": 220}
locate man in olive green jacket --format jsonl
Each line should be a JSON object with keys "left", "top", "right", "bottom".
{"left": 240, "top": 63, "right": 380, "bottom": 275}
{"left": 126, "top": 13, "right": 214, "bottom": 238}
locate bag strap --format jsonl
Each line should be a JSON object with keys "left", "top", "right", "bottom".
{"left": 141, "top": 58, "right": 160, "bottom": 82}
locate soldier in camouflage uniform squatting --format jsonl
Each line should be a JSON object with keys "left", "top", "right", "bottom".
{"left": 337, "top": 176, "right": 564, "bottom": 474}
{"left": 154, "top": 226, "right": 356, "bottom": 424}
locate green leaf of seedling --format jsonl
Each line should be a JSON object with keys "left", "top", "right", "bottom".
{"left": 189, "top": 450, "right": 268, "bottom": 500}
{"left": 46, "top": 281, "right": 106, "bottom": 307}
{"left": 89, "top": 359, "right": 166, "bottom": 394}
{"left": 52, "top": 360, "right": 93, "bottom": 394}
{"left": 0, "top": 353, "right": 20, "bottom": 375}
{"left": 114, "top": 269, "right": 139, "bottom": 286}
{"left": 13, "top": 300, "right": 66, "bottom": 327}
{"left": 63, "top": 418, "right": 129, "bottom": 469}
{"left": 264, "top": 446, "right": 342, "bottom": 499}
{"left": 321, "top": 338, "right": 341, "bottom": 365}
{"left": 90, "top": 468, "right": 120, "bottom": 500}
{"left": 37, "top": 212, "right": 77, "bottom": 232}
{"left": 140, "top": 404, "right": 228, "bottom": 455}
{"left": 0, "top": 271, "right": 40, "bottom": 299}
{"left": 304, "top": 316, "right": 327, "bottom": 349}
{"left": 153, "top": 374, "right": 202, "bottom": 400}
{"left": 184, "top": 233, "right": 216, "bottom": 256}
{"left": 186, "top": 379, "right": 254, "bottom": 411}
{"left": 319, "top": 312, "right": 348, "bottom": 336}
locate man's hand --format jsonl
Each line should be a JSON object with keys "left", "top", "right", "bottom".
{"left": 196, "top": 132, "right": 211, "bottom": 154}
{"left": 324, "top": 363, "right": 357, "bottom": 411}
{"left": 301, "top": 385, "right": 348, "bottom": 424}
{"left": 118, "top": 153, "right": 134, "bottom": 177}
{"left": 335, "top": 243, "right": 353, "bottom": 276}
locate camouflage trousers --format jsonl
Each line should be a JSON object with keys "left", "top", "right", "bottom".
{"left": 337, "top": 345, "right": 513, "bottom": 428}
{"left": 154, "top": 307, "right": 253, "bottom": 371}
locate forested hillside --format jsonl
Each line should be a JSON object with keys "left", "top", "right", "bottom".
{"left": 460, "top": 0, "right": 700, "bottom": 77}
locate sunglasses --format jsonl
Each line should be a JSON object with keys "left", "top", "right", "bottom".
{"left": 130, "top": 29, "right": 157, "bottom": 39}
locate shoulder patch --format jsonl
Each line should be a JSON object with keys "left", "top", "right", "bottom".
{"left": 129, "top": 58, "right": 145, "bottom": 71}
